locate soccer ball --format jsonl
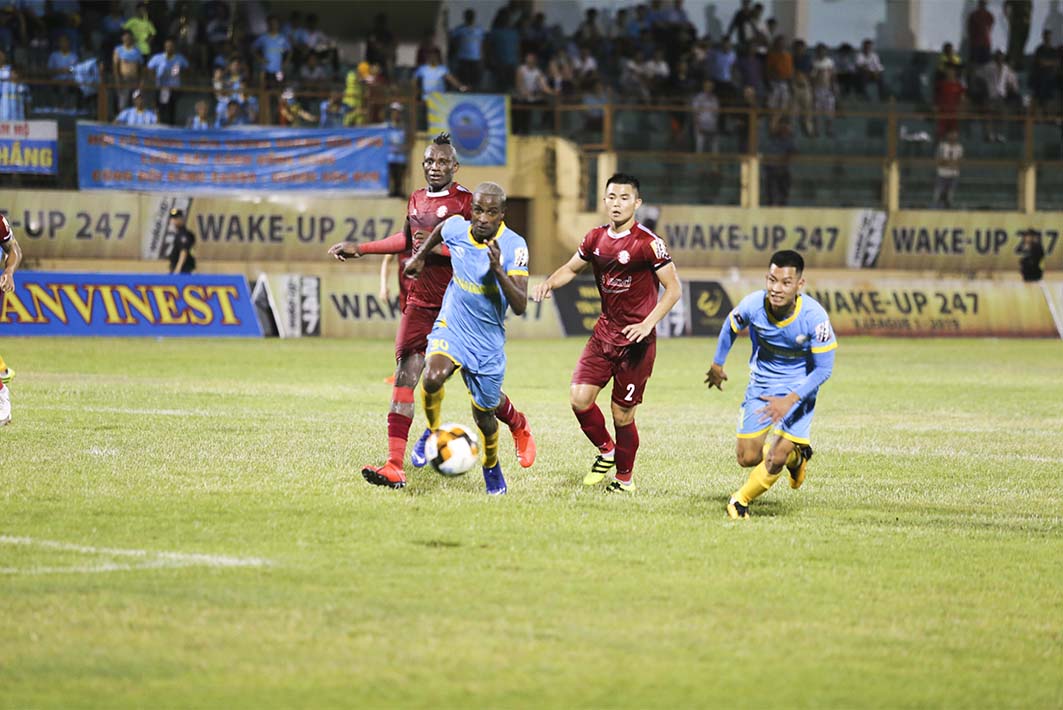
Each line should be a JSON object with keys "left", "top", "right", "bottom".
{"left": 424, "top": 423, "right": 481, "bottom": 476}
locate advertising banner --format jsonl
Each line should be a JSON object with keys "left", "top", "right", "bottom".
{"left": 76, "top": 123, "right": 389, "bottom": 192}
{"left": 427, "top": 93, "right": 508, "bottom": 166}
{"left": 0, "top": 190, "right": 141, "bottom": 259}
{"left": 303, "top": 272, "right": 562, "bottom": 339}
{"left": 0, "top": 271, "right": 261, "bottom": 337}
{"left": 139, "top": 193, "right": 406, "bottom": 261}
{"left": 0, "top": 120, "right": 58, "bottom": 175}
{"left": 689, "top": 275, "right": 1057, "bottom": 338}
{"left": 871, "top": 211, "right": 1062, "bottom": 272}
{"left": 654, "top": 206, "right": 885, "bottom": 269}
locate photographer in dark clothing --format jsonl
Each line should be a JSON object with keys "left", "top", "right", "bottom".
{"left": 168, "top": 209, "right": 197, "bottom": 275}
{"left": 1019, "top": 229, "right": 1044, "bottom": 282}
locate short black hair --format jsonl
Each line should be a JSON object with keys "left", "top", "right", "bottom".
{"left": 770, "top": 249, "right": 804, "bottom": 274}
{"left": 432, "top": 132, "right": 452, "bottom": 145}
{"left": 605, "top": 172, "right": 640, "bottom": 196}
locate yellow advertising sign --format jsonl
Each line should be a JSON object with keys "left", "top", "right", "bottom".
{"left": 0, "top": 190, "right": 141, "bottom": 259}
{"left": 274, "top": 272, "right": 563, "bottom": 339}
{"left": 654, "top": 206, "right": 883, "bottom": 269}
{"left": 873, "top": 211, "right": 1062, "bottom": 272}
{"left": 800, "top": 276, "right": 1056, "bottom": 337}
{"left": 141, "top": 194, "right": 408, "bottom": 262}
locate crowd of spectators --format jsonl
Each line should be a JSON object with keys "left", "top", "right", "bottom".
{"left": 0, "top": 0, "right": 1061, "bottom": 150}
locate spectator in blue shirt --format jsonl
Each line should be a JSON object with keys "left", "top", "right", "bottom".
{"left": 112, "top": 30, "right": 142, "bottom": 112}
{"left": 147, "top": 39, "right": 189, "bottom": 125}
{"left": 450, "top": 8, "right": 485, "bottom": 91}
{"left": 487, "top": 7, "right": 520, "bottom": 92}
{"left": 47, "top": 34, "right": 79, "bottom": 109}
{"left": 319, "top": 89, "right": 348, "bottom": 128}
{"left": 253, "top": 15, "right": 291, "bottom": 86}
{"left": 414, "top": 49, "right": 466, "bottom": 99}
{"left": 115, "top": 89, "right": 158, "bottom": 125}
{"left": 386, "top": 102, "right": 407, "bottom": 197}
{"left": 187, "top": 99, "right": 211, "bottom": 129}
{"left": 216, "top": 99, "right": 249, "bottom": 128}
{"left": 0, "top": 63, "right": 28, "bottom": 121}
{"left": 47, "top": 34, "right": 78, "bottom": 78}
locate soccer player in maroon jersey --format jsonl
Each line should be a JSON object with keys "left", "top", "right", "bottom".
{"left": 532, "top": 173, "right": 681, "bottom": 491}
{"left": 328, "top": 133, "right": 535, "bottom": 489}
{"left": 0, "top": 213, "right": 23, "bottom": 425}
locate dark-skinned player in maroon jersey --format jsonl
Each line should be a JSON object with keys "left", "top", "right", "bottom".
{"left": 532, "top": 173, "right": 681, "bottom": 492}
{"left": 328, "top": 133, "right": 535, "bottom": 489}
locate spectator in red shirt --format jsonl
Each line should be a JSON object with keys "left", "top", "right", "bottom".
{"left": 967, "top": 0, "right": 995, "bottom": 66}
{"left": 935, "top": 67, "right": 966, "bottom": 137}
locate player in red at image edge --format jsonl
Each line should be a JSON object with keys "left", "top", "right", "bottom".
{"left": 0, "top": 213, "right": 23, "bottom": 426}
{"left": 328, "top": 133, "right": 535, "bottom": 489}
{"left": 533, "top": 173, "right": 681, "bottom": 492}
{"left": 705, "top": 249, "right": 837, "bottom": 519}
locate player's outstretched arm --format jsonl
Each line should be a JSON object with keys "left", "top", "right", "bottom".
{"left": 404, "top": 221, "right": 446, "bottom": 278}
{"left": 487, "top": 241, "right": 528, "bottom": 315}
{"left": 0, "top": 233, "right": 23, "bottom": 293}
{"left": 621, "top": 262, "right": 681, "bottom": 343}
{"left": 379, "top": 254, "right": 393, "bottom": 301}
{"left": 532, "top": 252, "right": 588, "bottom": 302}
{"left": 707, "top": 308, "right": 741, "bottom": 390}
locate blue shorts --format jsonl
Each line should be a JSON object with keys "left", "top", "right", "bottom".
{"left": 736, "top": 385, "right": 817, "bottom": 445}
{"left": 426, "top": 326, "right": 504, "bottom": 411}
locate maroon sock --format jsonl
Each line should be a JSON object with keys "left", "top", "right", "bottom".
{"left": 574, "top": 404, "right": 614, "bottom": 453}
{"left": 386, "top": 411, "right": 413, "bottom": 467}
{"left": 614, "top": 421, "right": 639, "bottom": 483}
{"left": 494, "top": 394, "right": 527, "bottom": 432}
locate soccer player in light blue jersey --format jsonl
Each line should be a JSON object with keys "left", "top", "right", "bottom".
{"left": 706, "top": 250, "right": 837, "bottom": 519}
{"left": 404, "top": 182, "right": 530, "bottom": 495}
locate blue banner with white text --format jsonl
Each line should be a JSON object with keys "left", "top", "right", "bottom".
{"left": 76, "top": 123, "right": 388, "bottom": 192}
{"left": 0, "top": 121, "right": 58, "bottom": 175}
{"left": 0, "top": 271, "right": 262, "bottom": 337}
{"left": 427, "top": 93, "right": 508, "bottom": 166}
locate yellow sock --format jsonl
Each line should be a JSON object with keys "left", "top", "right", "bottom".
{"left": 0, "top": 354, "right": 7, "bottom": 372}
{"left": 423, "top": 385, "right": 444, "bottom": 430}
{"left": 735, "top": 461, "right": 782, "bottom": 505}
{"left": 479, "top": 426, "right": 499, "bottom": 467}
{"left": 785, "top": 448, "right": 801, "bottom": 469}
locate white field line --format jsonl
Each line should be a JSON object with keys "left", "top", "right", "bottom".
{"left": 0, "top": 535, "right": 271, "bottom": 575}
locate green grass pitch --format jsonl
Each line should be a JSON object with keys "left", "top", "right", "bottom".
{"left": 1, "top": 336, "right": 1061, "bottom": 708}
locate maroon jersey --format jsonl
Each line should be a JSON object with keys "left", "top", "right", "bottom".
{"left": 0, "top": 214, "right": 12, "bottom": 244}
{"left": 405, "top": 183, "right": 473, "bottom": 309}
{"left": 577, "top": 220, "right": 672, "bottom": 346}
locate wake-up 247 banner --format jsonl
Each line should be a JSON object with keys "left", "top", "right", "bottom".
{"left": 0, "top": 271, "right": 261, "bottom": 337}
{"left": 0, "top": 120, "right": 58, "bottom": 175}
{"left": 427, "top": 93, "right": 508, "bottom": 166}
{"left": 76, "top": 123, "right": 388, "bottom": 192}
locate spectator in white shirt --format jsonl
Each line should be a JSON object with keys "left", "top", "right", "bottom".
{"left": 572, "top": 46, "right": 598, "bottom": 82}
{"left": 855, "top": 39, "right": 887, "bottom": 100}
{"left": 979, "top": 50, "right": 1019, "bottom": 141}
{"left": 514, "top": 52, "right": 555, "bottom": 133}
{"left": 810, "top": 43, "right": 837, "bottom": 137}
{"left": 691, "top": 79, "right": 720, "bottom": 155}
{"left": 933, "top": 130, "right": 963, "bottom": 208}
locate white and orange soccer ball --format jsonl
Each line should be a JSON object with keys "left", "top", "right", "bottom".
{"left": 424, "top": 424, "right": 481, "bottom": 476}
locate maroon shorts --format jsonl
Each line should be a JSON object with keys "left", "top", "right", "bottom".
{"left": 572, "top": 336, "right": 657, "bottom": 406}
{"left": 394, "top": 305, "right": 440, "bottom": 360}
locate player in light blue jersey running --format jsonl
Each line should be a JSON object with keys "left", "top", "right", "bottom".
{"left": 706, "top": 250, "right": 837, "bottom": 519}
{"left": 404, "top": 182, "right": 530, "bottom": 495}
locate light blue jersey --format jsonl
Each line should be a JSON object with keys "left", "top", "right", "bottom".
{"left": 427, "top": 217, "right": 529, "bottom": 409}
{"left": 714, "top": 291, "right": 837, "bottom": 443}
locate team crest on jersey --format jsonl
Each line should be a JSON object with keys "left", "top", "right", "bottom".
{"left": 618, "top": 250, "right": 631, "bottom": 264}
{"left": 650, "top": 238, "right": 670, "bottom": 260}
{"left": 795, "top": 334, "right": 808, "bottom": 345}
{"left": 815, "top": 320, "right": 833, "bottom": 342}
{"left": 436, "top": 205, "right": 449, "bottom": 219}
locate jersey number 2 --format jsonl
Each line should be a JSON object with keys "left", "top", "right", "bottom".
{"left": 624, "top": 383, "right": 635, "bottom": 401}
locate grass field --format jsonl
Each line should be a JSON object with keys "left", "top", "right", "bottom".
{"left": 1, "top": 336, "right": 1061, "bottom": 709}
